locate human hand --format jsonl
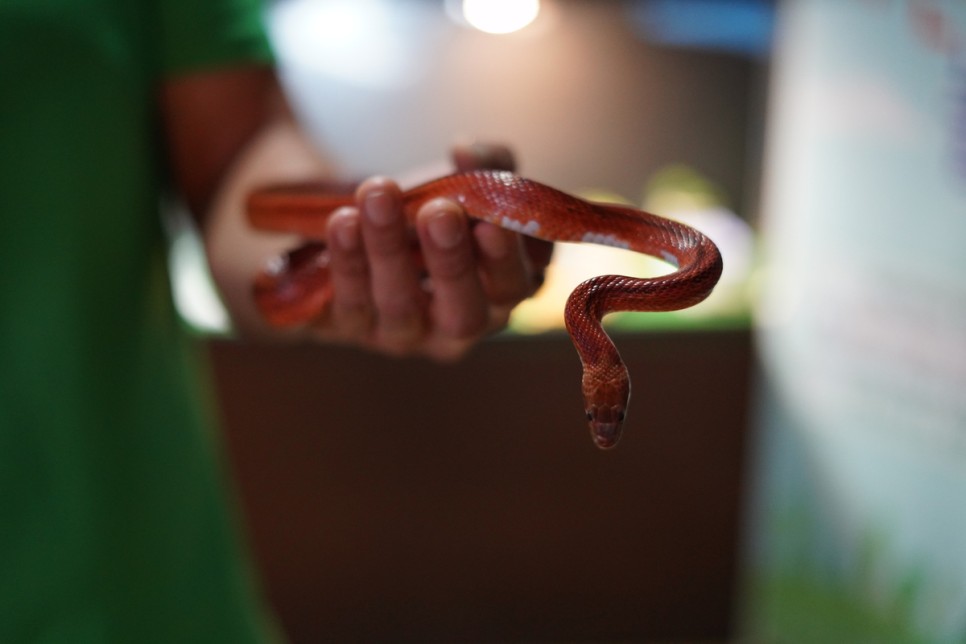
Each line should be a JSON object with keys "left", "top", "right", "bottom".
{"left": 307, "top": 142, "right": 552, "bottom": 361}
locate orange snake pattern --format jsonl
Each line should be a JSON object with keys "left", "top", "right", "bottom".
{"left": 246, "top": 170, "right": 723, "bottom": 449}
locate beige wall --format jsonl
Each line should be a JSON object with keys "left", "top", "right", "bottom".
{"left": 277, "top": 0, "right": 758, "bottom": 213}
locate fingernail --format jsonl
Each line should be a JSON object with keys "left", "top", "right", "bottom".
{"left": 364, "top": 189, "right": 396, "bottom": 227}
{"left": 331, "top": 209, "right": 359, "bottom": 251}
{"left": 470, "top": 142, "right": 489, "bottom": 162}
{"left": 469, "top": 142, "right": 514, "bottom": 171}
{"left": 426, "top": 206, "right": 464, "bottom": 250}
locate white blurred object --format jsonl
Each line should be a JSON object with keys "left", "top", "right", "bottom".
{"left": 164, "top": 208, "right": 231, "bottom": 335}
{"left": 268, "top": 0, "right": 438, "bottom": 90}
{"left": 671, "top": 205, "right": 755, "bottom": 317}
{"left": 459, "top": 0, "right": 540, "bottom": 35}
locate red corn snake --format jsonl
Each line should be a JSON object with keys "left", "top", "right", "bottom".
{"left": 246, "top": 170, "right": 723, "bottom": 449}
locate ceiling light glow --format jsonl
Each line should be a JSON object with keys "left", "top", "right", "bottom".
{"left": 462, "top": 0, "right": 540, "bottom": 35}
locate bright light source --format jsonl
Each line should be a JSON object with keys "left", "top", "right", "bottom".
{"left": 462, "top": 0, "right": 540, "bottom": 34}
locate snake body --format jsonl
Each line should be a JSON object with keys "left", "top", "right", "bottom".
{"left": 246, "top": 170, "right": 723, "bottom": 449}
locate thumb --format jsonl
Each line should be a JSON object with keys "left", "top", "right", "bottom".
{"left": 451, "top": 141, "right": 516, "bottom": 172}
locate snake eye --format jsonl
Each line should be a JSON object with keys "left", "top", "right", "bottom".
{"left": 618, "top": 411, "right": 626, "bottom": 421}
{"left": 586, "top": 411, "right": 593, "bottom": 421}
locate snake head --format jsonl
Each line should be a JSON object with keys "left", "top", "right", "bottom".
{"left": 585, "top": 405, "right": 626, "bottom": 449}
{"left": 582, "top": 368, "right": 630, "bottom": 450}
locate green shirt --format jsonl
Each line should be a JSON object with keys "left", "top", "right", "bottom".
{"left": 0, "top": 0, "right": 277, "bottom": 641}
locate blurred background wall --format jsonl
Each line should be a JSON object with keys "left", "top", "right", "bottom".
{"left": 194, "top": 0, "right": 966, "bottom": 642}
{"left": 270, "top": 0, "right": 763, "bottom": 214}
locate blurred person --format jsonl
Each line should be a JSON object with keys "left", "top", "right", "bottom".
{"left": 0, "top": 0, "right": 550, "bottom": 641}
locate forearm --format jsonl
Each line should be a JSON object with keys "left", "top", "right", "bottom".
{"left": 160, "top": 66, "right": 330, "bottom": 337}
{"left": 201, "top": 112, "right": 340, "bottom": 338}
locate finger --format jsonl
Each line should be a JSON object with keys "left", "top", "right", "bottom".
{"left": 524, "top": 236, "right": 554, "bottom": 270}
{"left": 473, "top": 222, "right": 535, "bottom": 305}
{"left": 417, "top": 198, "right": 489, "bottom": 342}
{"left": 523, "top": 236, "right": 554, "bottom": 289}
{"left": 357, "top": 177, "right": 426, "bottom": 352}
{"left": 451, "top": 141, "right": 516, "bottom": 172}
{"left": 324, "top": 206, "right": 374, "bottom": 342}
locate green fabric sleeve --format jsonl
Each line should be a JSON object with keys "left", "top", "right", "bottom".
{"left": 156, "top": 0, "right": 275, "bottom": 75}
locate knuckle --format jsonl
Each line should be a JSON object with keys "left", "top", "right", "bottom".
{"left": 332, "top": 252, "right": 369, "bottom": 280}
{"left": 440, "top": 304, "right": 489, "bottom": 341}
{"left": 375, "top": 290, "right": 421, "bottom": 320}
{"left": 334, "top": 304, "right": 374, "bottom": 340}
{"left": 429, "top": 341, "right": 473, "bottom": 364}
{"left": 427, "top": 249, "right": 474, "bottom": 282}
{"left": 378, "top": 323, "right": 425, "bottom": 355}
{"left": 485, "top": 272, "right": 532, "bottom": 306}
{"left": 365, "top": 226, "right": 415, "bottom": 258}
{"left": 373, "top": 294, "right": 426, "bottom": 350}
